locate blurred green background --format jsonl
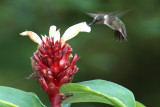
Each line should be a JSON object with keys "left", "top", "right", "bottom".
{"left": 0, "top": 0, "right": 160, "bottom": 107}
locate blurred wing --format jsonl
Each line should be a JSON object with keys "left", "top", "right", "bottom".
{"left": 86, "top": 12, "right": 105, "bottom": 18}
{"left": 114, "top": 9, "right": 133, "bottom": 17}
{"left": 86, "top": 9, "right": 133, "bottom": 18}
{"left": 86, "top": 12, "right": 98, "bottom": 18}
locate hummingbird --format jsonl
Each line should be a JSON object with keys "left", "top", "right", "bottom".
{"left": 87, "top": 12, "right": 128, "bottom": 41}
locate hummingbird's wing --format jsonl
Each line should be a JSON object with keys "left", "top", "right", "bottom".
{"left": 114, "top": 9, "right": 134, "bottom": 17}
{"left": 86, "top": 9, "right": 132, "bottom": 18}
{"left": 105, "top": 9, "right": 133, "bottom": 18}
{"left": 115, "top": 10, "right": 130, "bottom": 17}
{"left": 87, "top": 11, "right": 121, "bottom": 17}
{"left": 86, "top": 12, "right": 105, "bottom": 18}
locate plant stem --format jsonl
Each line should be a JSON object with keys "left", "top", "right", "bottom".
{"left": 50, "top": 93, "right": 62, "bottom": 107}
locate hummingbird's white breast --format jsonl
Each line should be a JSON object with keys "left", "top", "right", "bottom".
{"left": 104, "top": 15, "right": 109, "bottom": 24}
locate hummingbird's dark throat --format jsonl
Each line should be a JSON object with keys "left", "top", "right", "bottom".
{"left": 88, "top": 19, "right": 104, "bottom": 26}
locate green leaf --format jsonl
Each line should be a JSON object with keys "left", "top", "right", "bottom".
{"left": 0, "top": 86, "right": 45, "bottom": 107}
{"left": 136, "top": 101, "right": 146, "bottom": 107}
{"left": 60, "top": 79, "right": 136, "bottom": 107}
{"left": 0, "top": 100, "right": 18, "bottom": 107}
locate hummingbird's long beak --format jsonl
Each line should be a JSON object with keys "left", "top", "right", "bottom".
{"left": 88, "top": 22, "right": 93, "bottom": 26}
{"left": 88, "top": 19, "right": 96, "bottom": 26}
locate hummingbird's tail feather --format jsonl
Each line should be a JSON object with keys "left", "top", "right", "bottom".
{"left": 114, "top": 30, "right": 127, "bottom": 41}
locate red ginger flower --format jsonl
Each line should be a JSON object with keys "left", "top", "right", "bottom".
{"left": 20, "top": 22, "right": 91, "bottom": 107}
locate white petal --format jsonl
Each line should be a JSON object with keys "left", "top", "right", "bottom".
{"left": 49, "top": 25, "right": 60, "bottom": 43}
{"left": 42, "top": 35, "right": 46, "bottom": 41}
{"left": 62, "top": 22, "right": 91, "bottom": 42}
{"left": 42, "top": 35, "right": 47, "bottom": 43}
{"left": 54, "top": 29, "right": 60, "bottom": 43}
{"left": 20, "top": 31, "right": 42, "bottom": 44}
{"left": 49, "top": 25, "right": 57, "bottom": 38}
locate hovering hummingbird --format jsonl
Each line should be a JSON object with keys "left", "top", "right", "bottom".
{"left": 87, "top": 11, "right": 128, "bottom": 41}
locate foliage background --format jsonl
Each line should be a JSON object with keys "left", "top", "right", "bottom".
{"left": 0, "top": 0, "right": 160, "bottom": 107}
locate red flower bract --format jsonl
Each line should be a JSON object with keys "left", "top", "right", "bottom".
{"left": 30, "top": 36, "right": 79, "bottom": 107}
{"left": 20, "top": 22, "right": 91, "bottom": 107}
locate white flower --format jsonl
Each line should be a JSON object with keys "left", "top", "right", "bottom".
{"left": 20, "top": 22, "right": 91, "bottom": 45}
{"left": 20, "top": 31, "right": 42, "bottom": 44}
